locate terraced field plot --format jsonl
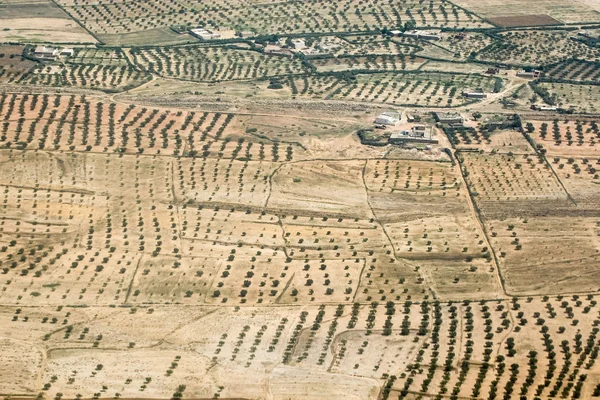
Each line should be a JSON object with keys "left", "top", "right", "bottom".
{"left": 0, "top": 93, "right": 301, "bottom": 160}
{"left": 56, "top": 0, "right": 492, "bottom": 44}
{"left": 18, "top": 64, "right": 150, "bottom": 91}
{"left": 131, "top": 46, "right": 306, "bottom": 82}
{"left": 286, "top": 72, "right": 499, "bottom": 106}
{"left": 452, "top": 0, "right": 600, "bottom": 24}
{"left": 546, "top": 60, "right": 600, "bottom": 84}
{"left": 3, "top": 0, "right": 600, "bottom": 398}
{"left": 476, "top": 30, "right": 600, "bottom": 66}
{"left": 0, "top": 44, "right": 34, "bottom": 84}
{"left": 460, "top": 152, "right": 570, "bottom": 216}
{"left": 0, "top": 0, "right": 96, "bottom": 43}
{"left": 303, "top": 35, "right": 415, "bottom": 57}
{"left": 68, "top": 48, "right": 131, "bottom": 66}
{"left": 548, "top": 155, "right": 600, "bottom": 205}
{"left": 450, "top": 126, "right": 531, "bottom": 153}
{"left": 536, "top": 82, "right": 600, "bottom": 113}
{"left": 364, "top": 159, "right": 503, "bottom": 300}
{"left": 435, "top": 32, "right": 493, "bottom": 60}
{"left": 487, "top": 216, "right": 600, "bottom": 294}
{"left": 312, "top": 55, "right": 421, "bottom": 73}
{"left": 528, "top": 119, "right": 600, "bottom": 156}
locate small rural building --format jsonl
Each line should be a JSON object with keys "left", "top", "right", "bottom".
{"left": 486, "top": 67, "right": 500, "bottom": 75}
{"left": 33, "top": 46, "right": 59, "bottom": 60}
{"left": 531, "top": 105, "right": 557, "bottom": 111}
{"left": 264, "top": 45, "right": 293, "bottom": 57}
{"left": 390, "top": 30, "right": 402, "bottom": 37}
{"left": 406, "top": 113, "right": 415, "bottom": 122}
{"left": 60, "top": 48, "right": 75, "bottom": 57}
{"left": 190, "top": 28, "right": 221, "bottom": 40}
{"left": 403, "top": 30, "right": 441, "bottom": 40}
{"left": 375, "top": 112, "right": 400, "bottom": 126}
{"left": 389, "top": 125, "right": 438, "bottom": 145}
{"left": 463, "top": 90, "right": 487, "bottom": 99}
{"left": 434, "top": 112, "right": 463, "bottom": 124}
{"left": 517, "top": 69, "right": 541, "bottom": 79}
{"left": 291, "top": 39, "right": 306, "bottom": 50}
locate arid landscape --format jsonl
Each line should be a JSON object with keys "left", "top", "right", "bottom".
{"left": 1, "top": 1, "right": 600, "bottom": 399}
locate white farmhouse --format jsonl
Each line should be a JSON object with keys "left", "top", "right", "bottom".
{"left": 33, "top": 46, "right": 59, "bottom": 60}
{"left": 291, "top": 39, "right": 306, "bottom": 50}
{"left": 375, "top": 112, "right": 400, "bottom": 126}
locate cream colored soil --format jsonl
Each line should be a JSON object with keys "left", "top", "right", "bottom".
{"left": 0, "top": 18, "right": 97, "bottom": 43}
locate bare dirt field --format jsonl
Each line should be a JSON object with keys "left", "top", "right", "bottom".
{"left": 0, "top": 1, "right": 96, "bottom": 43}
{"left": 487, "top": 14, "right": 561, "bottom": 27}
{"left": 451, "top": 0, "right": 600, "bottom": 24}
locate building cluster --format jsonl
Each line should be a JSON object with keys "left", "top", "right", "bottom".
{"left": 389, "top": 125, "right": 438, "bottom": 145}
{"left": 369, "top": 111, "right": 438, "bottom": 147}
{"left": 283, "top": 38, "right": 341, "bottom": 57}
{"left": 33, "top": 46, "right": 74, "bottom": 61}
{"left": 190, "top": 28, "right": 221, "bottom": 40}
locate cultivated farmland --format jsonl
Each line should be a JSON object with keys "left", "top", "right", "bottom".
{"left": 546, "top": 60, "right": 600, "bottom": 84}
{"left": 131, "top": 46, "right": 306, "bottom": 82}
{"left": 476, "top": 30, "right": 600, "bottom": 66}
{"left": 284, "top": 72, "right": 500, "bottom": 106}
{"left": 54, "top": 0, "right": 492, "bottom": 45}
{"left": 536, "top": 82, "right": 600, "bottom": 113}
{"left": 2, "top": 0, "right": 600, "bottom": 399}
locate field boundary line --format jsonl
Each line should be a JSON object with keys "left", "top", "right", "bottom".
{"left": 520, "top": 131, "right": 578, "bottom": 206}
{"left": 360, "top": 159, "right": 438, "bottom": 301}
{"left": 454, "top": 150, "right": 508, "bottom": 298}
{"left": 123, "top": 255, "right": 143, "bottom": 304}
{"left": 48, "top": 0, "right": 104, "bottom": 45}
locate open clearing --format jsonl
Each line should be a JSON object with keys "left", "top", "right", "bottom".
{"left": 0, "top": 0, "right": 96, "bottom": 43}
{"left": 451, "top": 0, "right": 600, "bottom": 24}
{"left": 487, "top": 14, "right": 561, "bottom": 27}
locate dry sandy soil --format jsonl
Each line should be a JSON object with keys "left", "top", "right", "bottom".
{"left": 0, "top": 1, "right": 96, "bottom": 43}
{"left": 451, "top": 0, "right": 600, "bottom": 24}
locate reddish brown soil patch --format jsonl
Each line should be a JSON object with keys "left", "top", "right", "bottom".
{"left": 487, "top": 14, "right": 561, "bottom": 27}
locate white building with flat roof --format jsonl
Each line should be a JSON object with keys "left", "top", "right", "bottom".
{"left": 191, "top": 28, "right": 221, "bottom": 40}
{"left": 33, "top": 46, "right": 59, "bottom": 60}
{"left": 375, "top": 112, "right": 400, "bottom": 126}
{"left": 291, "top": 39, "right": 306, "bottom": 50}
